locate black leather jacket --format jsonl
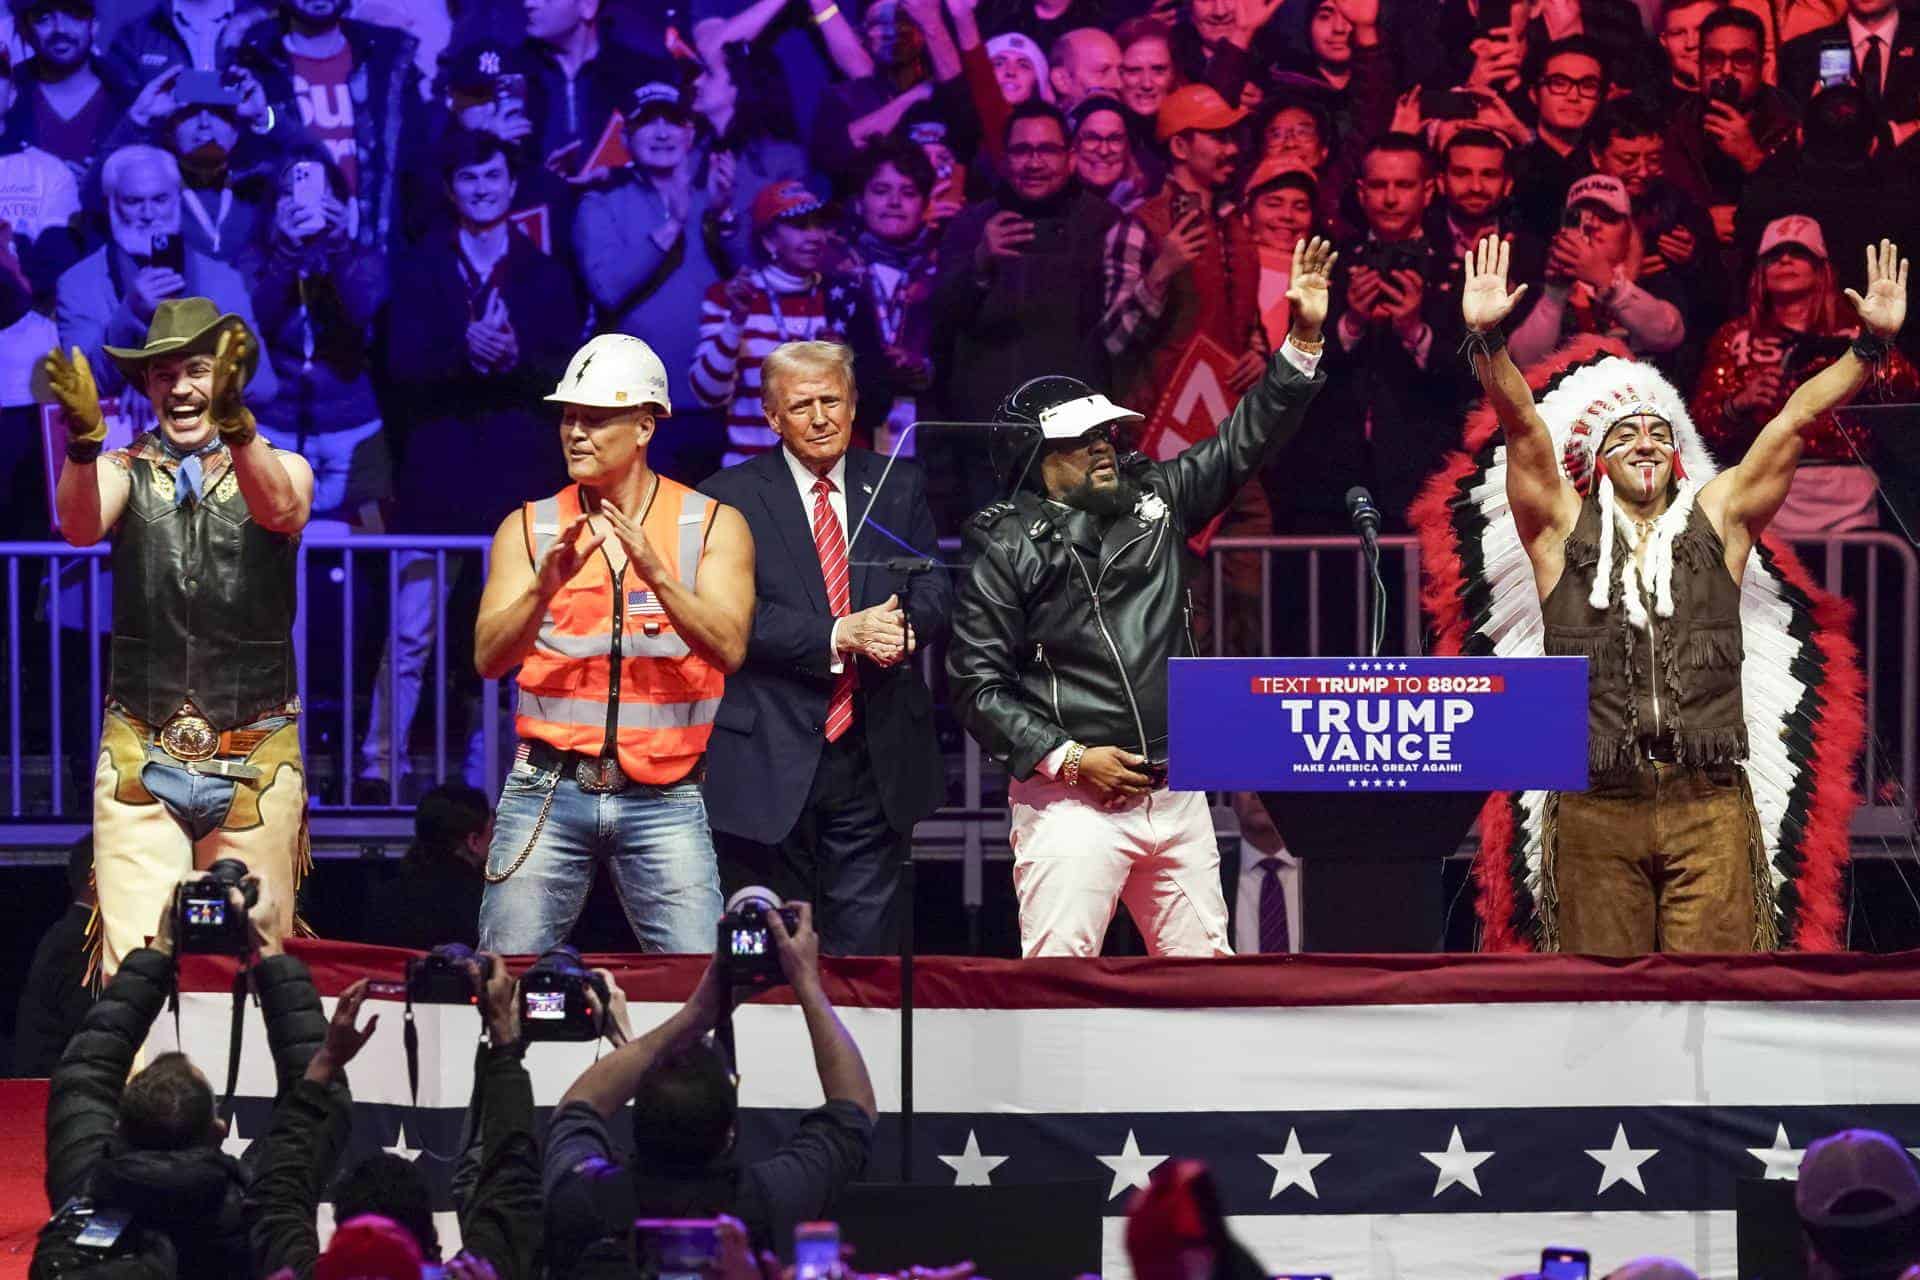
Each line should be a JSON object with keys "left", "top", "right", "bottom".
{"left": 947, "top": 350, "right": 1325, "bottom": 778}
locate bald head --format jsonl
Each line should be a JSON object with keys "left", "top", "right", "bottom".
{"left": 1049, "top": 28, "right": 1122, "bottom": 108}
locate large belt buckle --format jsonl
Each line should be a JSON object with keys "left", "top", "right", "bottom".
{"left": 159, "top": 713, "right": 220, "bottom": 763}
{"left": 574, "top": 757, "right": 628, "bottom": 794}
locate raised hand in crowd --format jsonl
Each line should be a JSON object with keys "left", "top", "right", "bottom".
{"left": 1347, "top": 264, "right": 1389, "bottom": 321}
{"left": 473, "top": 951, "right": 521, "bottom": 1047}
{"left": 229, "top": 66, "right": 269, "bottom": 127}
{"left": 1389, "top": 86, "right": 1425, "bottom": 137}
{"left": 128, "top": 265, "right": 186, "bottom": 320}
{"left": 1287, "top": 235, "right": 1336, "bottom": 338}
{"left": 839, "top": 592, "right": 915, "bottom": 667}
{"left": 1229, "top": 0, "right": 1285, "bottom": 49}
{"left": 1462, "top": 234, "right": 1529, "bottom": 332}
{"left": 590, "top": 967, "right": 633, "bottom": 1046}
{"left": 724, "top": 267, "right": 760, "bottom": 325}
{"left": 127, "top": 65, "right": 184, "bottom": 128}
{"left": 443, "top": 1253, "right": 501, "bottom": 1280}
{"left": 1147, "top": 208, "right": 1209, "bottom": 291}
{"left": 1702, "top": 98, "right": 1766, "bottom": 173}
{"left": 1466, "top": 19, "right": 1524, "bottom": 94}
{"left": 533, "top": 514, "right": 608, "bottom": 597}
{"left": 304, "top": 977, "right": 378, "bottom": 1085}
{"left": 974, "top": 210, "right": 1035, "bottom": 271}
{"left": 766, "top": 899, "right": 824, "bottom": 993}
{"left": 210, "top": 323, "right": 258, "bottom": 438}
{"left": 707, "top": 150, "right": 737, "bottom": 210}
{"left": 1471, "top": 89, "right": 1532, "bottom": 146}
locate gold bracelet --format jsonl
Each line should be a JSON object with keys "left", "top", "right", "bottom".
{"left": 812, "top": 3, "right": 841, "bottom": 23}
{"left": 1287, "top": 333, "right": 1324, "bottom": 354}
{"left": 1061, "top": 742, "right": 1086, "bottom": 788}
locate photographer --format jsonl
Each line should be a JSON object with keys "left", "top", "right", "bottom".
{"left": 543, "top": 903, "right": 876, "bottom": 1274}
{"left": 249, "top": 954, "right": 542, "bottom": 1280}
{"left": 37, "top": 872, "right": 325, "bottom": 1279}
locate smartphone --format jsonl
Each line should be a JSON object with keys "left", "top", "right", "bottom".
{"left": 289, "top": 160, "right": 325, "bottom": 216}
{"left": 1419, "top": 87, "right": 1480, "bottom": 119}
{"left": 148, "top": 231, "right": 185, "bottom": 273}
{"left": 1540, "top": 1247, "right": 1590, "bottom": 1280}
{"left": 631, "top": 1219, "right": 720, "bottom": 1280}
{"left": 495, "top": 71, "right": 527, "bottom": 103}
{"left": 1169, "top": 187, "right": 1199, "bottom": 224}
{"left": 176, "top": 67, "right": 242, "bottom": 109}
{"left": 794, "top": 1222, "right": 840, "bottom": 1280}
{"left": 1819, "top": 40, "right": 1853, "bottom": 87}
{"left": 1025, "top": 216, "right": 1069, "bottom": 254}
{"left": 927, "top": 161, "right": 967, "bottom": 221}
{"left": 1474, "top": 0, "right": 1513, "bottom": 33}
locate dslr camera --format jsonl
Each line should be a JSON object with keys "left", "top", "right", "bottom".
{"left": 720, "top": 887, "right": 800, "bottom": 989}
{"left": 173, "top": 858, "right": 258, "bottom": 955}
{"left": 407, "top": 942, "right": 493, "bottom": 1005}
{"left": 519, "top": 944, "right": 609, "bottom": 1042}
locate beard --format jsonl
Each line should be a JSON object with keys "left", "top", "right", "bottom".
{"left": 1058, "top": 471, "right": 1138, "bottom": 518}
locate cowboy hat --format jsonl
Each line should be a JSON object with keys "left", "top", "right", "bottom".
{"left": 102, "top": 297, "right": 258, "bottom": 387}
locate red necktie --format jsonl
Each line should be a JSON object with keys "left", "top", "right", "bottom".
{"left": 812, "top": 477, "right": 855, "bottom": 742}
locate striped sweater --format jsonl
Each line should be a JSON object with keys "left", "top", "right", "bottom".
{"left": 689, "top": 266, "right": 838, "bottom": 463}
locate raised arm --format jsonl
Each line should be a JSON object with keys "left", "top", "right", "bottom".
{"left": 1462, "top": 235, "right": 1576, "bottom": 549}
{"left": 1706, "top": 239, "right": 1908, "bottom": 539}
{"left": 45, "top": 346, "right": 131, "bottom": 546}
{"left": 474, "top": 509, "right": 606, "bottom": 680}
{"left": 214, "top": 326, "right": 312, "bottom": 534}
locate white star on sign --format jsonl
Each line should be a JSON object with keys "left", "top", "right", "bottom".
{"left": 1259, "top": 1129, "right": 1331, "bottom": 1199}
{"left": 1748, "top": 1124, "right": 1804, "bottom": 1180}
{"left": 1347, "top": 662, "right": 1356, "bottom": 671}
{"left": 1097, "top": 1130, "right": 1166, "bottom": 1200}
{"left": 938, "top": 1130, "right": 1008, "bottom": 1186}
{"left": 1422, "top": 1125, "right": 1493, "bottom": 1197}
{"left": 1586, "top": 1124, "right": 1658, "bottom": 1194}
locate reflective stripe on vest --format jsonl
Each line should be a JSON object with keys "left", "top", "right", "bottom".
{"left": 514, "top": 480, "right": 725, "bottom": 784}
{"left": 516, "top": 691, "right": 723, "bottom": 730}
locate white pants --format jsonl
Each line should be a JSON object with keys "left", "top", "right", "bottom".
{"left": 1008, "top": 775, "right": 1232, "bottom": 958}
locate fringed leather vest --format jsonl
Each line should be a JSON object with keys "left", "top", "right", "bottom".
{"left": 1542, "top": 492, "right": 1747, "bottom": 781}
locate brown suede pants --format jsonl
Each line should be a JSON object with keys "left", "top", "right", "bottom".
{"left": 1547, "top": 760, "right": 1771, "bottom": 955}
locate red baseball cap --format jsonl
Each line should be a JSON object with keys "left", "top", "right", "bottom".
{"left": 315, "top": 1215, "right": 424, "bottom": 1280}
{"left": 750, "top": 179, "right": 826, "bottom": 233}
{"left": 1156, "top": 84, "right": 1247, "bottom": 141}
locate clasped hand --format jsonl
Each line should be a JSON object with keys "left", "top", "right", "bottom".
{"left": 837, "top": 593, "right": 915, "bottom": 667}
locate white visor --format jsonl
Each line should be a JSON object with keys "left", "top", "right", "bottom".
{"left": 1036, "top": 392, "right": 1144, "bottom": 441}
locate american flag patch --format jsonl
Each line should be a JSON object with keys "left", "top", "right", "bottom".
{"left": 627, "top": 590, "right": 665, "bottom": 617}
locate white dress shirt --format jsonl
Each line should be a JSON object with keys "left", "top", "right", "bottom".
{"left": 1849, "top": 10, "right": 1900, "bottom": 96}
{"left": 782, "top": 445, "right": 853, "bottom": 670}
{"left": 1234, "top": 845, "right": 1302, "bottom": 955}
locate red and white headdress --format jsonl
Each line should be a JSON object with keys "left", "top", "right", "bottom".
{"left": 1411, "top": 338, "right": 1865, "bottom": 951}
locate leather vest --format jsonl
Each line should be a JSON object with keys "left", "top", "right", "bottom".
{"left": 109, "top": 434, "right": 299, "bottom": 731}
{"left": 1542, "top": 492, "right": 1747, "bottom": 780}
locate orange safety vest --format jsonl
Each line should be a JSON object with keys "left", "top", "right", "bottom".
{"left": 514, "top": 478, "right": 724, "bottom": 784}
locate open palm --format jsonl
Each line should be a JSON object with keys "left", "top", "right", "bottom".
{"left": 1461, "top": 234, "right": 1528, "bottom": 332}
{"left": 1285, "top": 235, "right": 1338, "bottom": 334}
{"left": 1845, "top": 238, "right": 1909, "bottom": 340}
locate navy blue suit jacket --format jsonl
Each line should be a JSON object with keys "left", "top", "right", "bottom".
{"left": 699, "top": 448, "right": 953, "bottom": 844}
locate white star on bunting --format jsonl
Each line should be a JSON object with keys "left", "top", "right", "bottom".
{"left": 1097, "top": 1130, "right": 1166, "bottom": 1200}
{"left": 1586, "top": 1124, "right": 1658, "bottom": 1194}
{"left": 1259, "top": 1129, "right": 1331, "bottom": 1199}
{"left": 1748, "top": 1124, "right": 1804, "bottom": 1180}
{"left": 1421, "top": 1125, "right": 1493, "bottom": 1197}
{"left": 938, "top": 1130, "right": 1008, "bottom": 1186}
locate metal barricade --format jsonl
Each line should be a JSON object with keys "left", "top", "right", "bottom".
{"left": 2, "top": 532, "right": 1914, "bottom": 860}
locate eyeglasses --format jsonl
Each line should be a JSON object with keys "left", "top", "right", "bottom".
{"left": 1007, "top": 142, "right": 1069, "bottom": 161}
{"left": 1541, "top": 73, "right": 1604, "bottom": 98}
{"left": 1699, "top": 49, "right": 1760, "bottom": 71}
{"left": 1075, "top": 131, "right": 1129, "bottom": 153}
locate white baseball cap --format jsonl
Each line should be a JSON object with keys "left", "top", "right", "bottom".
{"left": 1564, "top": 173, "right": 1632, "bottom": 217}
{"left": 546, "top": 334, "right": 671, "bottom": 413}
{"left": 1759, "top": 213, "right": 1829, "bottom": 261}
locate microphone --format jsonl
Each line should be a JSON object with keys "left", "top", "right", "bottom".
{"left": 1345, "top": 486, "right": 1382, "bottom": 549}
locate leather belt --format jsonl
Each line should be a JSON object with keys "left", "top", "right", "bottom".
{"left": 524, "top": 740, "right": 631, "bottom": 794}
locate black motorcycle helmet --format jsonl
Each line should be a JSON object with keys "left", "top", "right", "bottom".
{"left": 990, "top": 374, "right": 1143, "bottom": 494}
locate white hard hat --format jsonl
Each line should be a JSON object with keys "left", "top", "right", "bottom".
{"left": 546, "top": 333, "right": 671, "bottom": 414}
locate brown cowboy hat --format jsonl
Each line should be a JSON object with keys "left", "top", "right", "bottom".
{"left": 102, "top": 297, "right": 259, "bottom": 387}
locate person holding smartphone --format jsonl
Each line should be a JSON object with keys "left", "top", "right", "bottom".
{"left": 948, "top": 237, "right": 1334, "bottom": 958}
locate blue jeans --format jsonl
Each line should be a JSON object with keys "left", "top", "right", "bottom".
{"left": 477, "top": 756, "right": 722, "bottom": 954}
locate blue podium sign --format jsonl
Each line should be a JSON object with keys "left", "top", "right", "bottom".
{"left": 1167, "top": 657, "right": 1589, "bottom": 792}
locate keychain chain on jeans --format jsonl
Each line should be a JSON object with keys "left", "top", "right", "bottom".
{"left": 483, "top": 784, "right": 554, "bottom": 884}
